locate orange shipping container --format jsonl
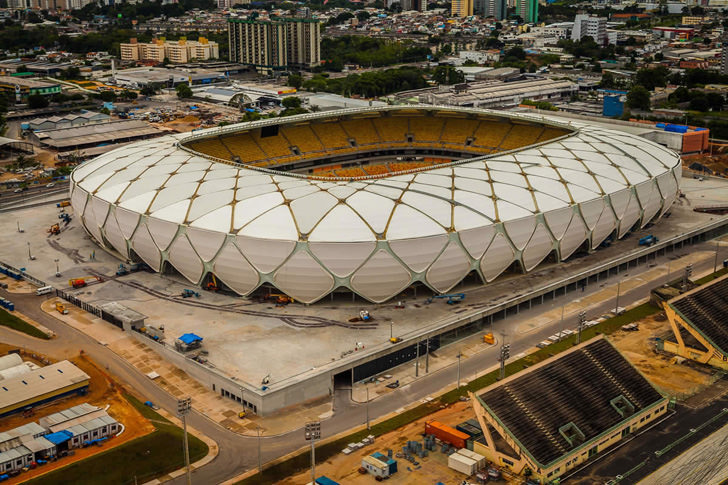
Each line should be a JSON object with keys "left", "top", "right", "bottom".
{"left": 682, "top": 130, "right": 709, "bottom": 154}
{"left": 425, "top": 420, "right": 469, "bottom": 449}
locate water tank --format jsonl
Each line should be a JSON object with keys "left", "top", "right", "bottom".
{"left": 0, "top": 353, "right": 22, "bottom": 372}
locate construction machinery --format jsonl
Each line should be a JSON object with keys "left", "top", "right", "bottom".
{"left": 267, "top": 293, "right": 293, "bottom": 306}
{"left": 55, "top": 302, "right": 69, "bottom": 315}
{"left": 350, "top": 310, "right": 372, "bottom": 322}
{"left": 483, "top": 333, "right": 495, "bottom": 345}
{"left": 67, "top": 276, "right": 101, "bottom": 289}
{"left": 47, "top": 224, "right": 60, "bottom": 235}
{"left": 116, "top": 262, "right": 149, "bottom": 276}
{"left": 205, "top": 274, "right": 220, "bottom": 292}
{"left": 181, "top": 289, "right": 200, "bottom": 298}
{"left": 60, "top": 213, "right": 72, "bottom": 225}
{"left": 639, "top": 235, "right": 658, "bottom": 246}
{"left": 426, "top": 293, "right": 466, "bottom": 305}
{"left": 56, "top": 201, "right": 71, "bottom": 208}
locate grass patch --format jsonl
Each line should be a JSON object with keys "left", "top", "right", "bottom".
{"left": 694, "top": 267, "right": 728, "bottom": 285}
{"left": 0, "top": 307, "right": 50, "bottom": 339}
{"left": 25, "top": 393, "right": 207, "bottom": 485}
{"left": 237, "top": 302, "right": 660, "bottom": 485}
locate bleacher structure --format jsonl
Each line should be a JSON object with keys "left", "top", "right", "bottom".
{"left": 183, "top": 111, "right": 568, "bottom": 175}
{"left": 661, "top": 273, "right": 728, "bottom": 369}
{"left": 469, "top": 337, "right": 668, "bottom": 482}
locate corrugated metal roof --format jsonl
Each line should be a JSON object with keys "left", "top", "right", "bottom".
{"left": 0, "top": 361, "right": 90, "bottom": 412}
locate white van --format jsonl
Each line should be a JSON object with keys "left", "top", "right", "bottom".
{"left": 36, "top": 286, "right": 53, "bottom": 296}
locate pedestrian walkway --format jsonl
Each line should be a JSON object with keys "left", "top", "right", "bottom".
{"left": 40, "top": 297, "right": 332, "bottom": 437}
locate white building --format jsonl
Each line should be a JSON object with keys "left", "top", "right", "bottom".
{"left": 572, "top": 14, "right": 607, "bottom": 46}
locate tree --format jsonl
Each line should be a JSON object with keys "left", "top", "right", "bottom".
{"left": 287, "top": 73, "right": 303, "bottom": 90}
{"left": 98, "top": 90, "right": 116, "bottom": 102}
{"left": 15, "top": 64, "right": 27, "bottom": 73}
{"left": 119, "top": 89, "right": 137, "bottom": 101}
{"left": 61, "top": 66, "right": 80, "bottom": 79}
{"left": 281, "top": 96, "right": 302, "bottom": 109}
{"left": 707, "top": 92, "right": 724, "bottom": 111}
{"left": 505, "top": 46, "right": 526, "bottom": 60}
{"left": 626, "top": 85, "right": 651, "bottom": 111}
{"left": 27, "top": 94, "right": 49, "bottom": 109}
{"left": 689, "top": 94, "right": 709, "bottom": 112}
{"left": 432, "top": 66, "right": 464, "bottom": 85}
{"left": 140, "top": 85, "right": 158, "bottom": 97}
{"left": 176, "top": 83, "right": 193, "bottom": 99}
{"left": 635, "top": 66, "right": 669, "bottom": 91}
{"left": 599, "top": 72, "right": 616, "bottom": 89}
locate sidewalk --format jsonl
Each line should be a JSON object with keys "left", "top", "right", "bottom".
{"left": 350, "top": 247, "right": 720, "bottom": 404}
{"left": 40, "top": 297, "right": 332, "bottom": 437}
{"left": 142, "top": 408, "right": 220, "bottom": 485}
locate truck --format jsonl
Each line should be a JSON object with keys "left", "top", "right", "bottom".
{"left": 56, "top": 201, "right": 71, "bottom": 208}
{"left": 55, "top": 302, "right": 69, "bottom": 315}
{"left": 638, "top": 235, "right": 658, "bottom": 246}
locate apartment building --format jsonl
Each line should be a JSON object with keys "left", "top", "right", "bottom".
{"left": 451, "top": 0, "right": 473, "bottom": 17}
{"left": 228, "top": 18, "right": 320, "bottom": 72}
{"left": 572, "top": 14, "right": 607, "bottom": 46}
{"left": 120, "top": 37, "right": 219, "bottom": 64}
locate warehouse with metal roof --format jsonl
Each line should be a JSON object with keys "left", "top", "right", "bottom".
{"left": 0, "top": 360, "right": 90, "bottom": 417}
{"left": 70, "top": 105, "right": 681, "bottom": 304}
{"left": 470, "top": 337, "right": 668, "bottom": 482}
{"left": 662, "top": 273, "right": 728, "bottom": 370}
{"left": 30, "top": 119, "right": 164, "bottom": 151}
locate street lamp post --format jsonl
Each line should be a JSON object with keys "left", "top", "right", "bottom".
{"left": 415, "top": 339, "right": 419, "bottom": 377}
{"left": 257, "top": 425, "right": 262, "bottom": 475}
{"left": 615, "top": 280, "right": 621, "bottom": 314}
{"left": 499, "top": 343, "right": 510, "bottom": 380}
{"left": 456, "top": 351, "right": 462, "bottom": 389}
{"left": 304, "top": 422, "right": 321, "bottom": 485}
{"left": 177, "top": 397, "right": 192, "bottom": 485}
{"left": 54, "top": 259, "right": 60, "bottom": 277}
{"left": 714, "top": 240, "right": 720, "bottom": 274}
{"left": 365, "top": 385, "right": 370, "bottom": 430}
{"left": 577, "top": 311, "right": 587, "bottom": 345}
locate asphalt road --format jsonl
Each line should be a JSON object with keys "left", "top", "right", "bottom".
{"left": 0, "top": 239, "right": 722, "bottom": 484}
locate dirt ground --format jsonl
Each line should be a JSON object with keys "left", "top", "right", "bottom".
{"left": 0, "top": 348, "right": 155, "bottom": 484}
{"left": 684, "top": 153, "right": 728, "bottom": 177}
{"left": 608, "top": 313, "right": 715, "bottom": 397}
{"left": 157, "top": 115, "right": 201, "bottom": 133}
{"left": 0, "top": 275, "right": 37, "bottom": 294}
{"left": 281, "top": 401, "right": 483, "bottom": 485}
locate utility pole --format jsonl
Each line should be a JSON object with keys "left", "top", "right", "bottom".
{"left": 365, "top": 385, "right": 370, "bottom": 430}
{"left": 456, "top": 351, "right": 462, "bottom": 389}
{"left": 304, "top": 422, "right": 321, "bottom": 485}
{"left": 257, "top": 425, "right": 262, "bottom": 475}
{"left": 389, "top": 320, "right": 393, "bottom": 342}
{"left": 499, "top": 342, "right": 510, "bottom": 380}
{"left": 425, "top": 337, "right": 430, "bottom": 373}
{"left": 714, "top": 240, "right": 720, "bottom": 274}
{"left": 577, "top": 311, "right": 587, "bottom": 345}
{"left": 177, "top": 397, "right": 192, "bottom": 485}
{"left": 683, "top": 264, "right": 693, "bottom": 291}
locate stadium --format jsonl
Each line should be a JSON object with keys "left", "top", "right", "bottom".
{"left": 69, "top": 106, "right": 681, "bottom": 304}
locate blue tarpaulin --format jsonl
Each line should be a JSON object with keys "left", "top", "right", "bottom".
{"left": 178, "top": 333, "right": 203, "bottom": 345}
{"left": 44, "top": 430, "right": 73, "bottom": 445}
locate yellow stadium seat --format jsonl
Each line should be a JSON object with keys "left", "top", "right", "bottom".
{"left": 221, "top": 133, "right": 267, "bottom": 163}
{"left": 311, "top": 122, "right": 351, "bottom": 150}
{"left": 409, "top": 116, "right": 444, "bottom": 143}
{"left": 441, "top": 118, "right": 478, "bottom": 144}
{"left": 341, "top": 118, "right": 382, "bottom": 145}
{"left": 472, "top": 121, "right": 513, "bottom": 149}
{"left": 373, "top": 116, "right": 409, "bottom": 143}
{"left": 500, "top": 124, "right": 544, "bottom": 151}
{"left": 281, "top": 125, "right": 324, "bottom": 153}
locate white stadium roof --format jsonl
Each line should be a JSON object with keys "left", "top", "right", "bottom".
{"left": 70, "top": 106, "right": 681, "bottom": 304}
